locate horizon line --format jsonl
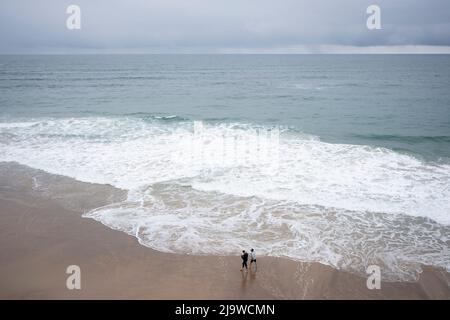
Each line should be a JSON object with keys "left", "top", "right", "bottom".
{"left": 2, "top": 45, "right": 450, "bottom": 55}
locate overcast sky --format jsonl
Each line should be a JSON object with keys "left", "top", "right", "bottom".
{"left": 1, "top": 0, "right": 450, "bottom": 53}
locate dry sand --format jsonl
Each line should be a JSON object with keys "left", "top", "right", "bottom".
{"left": 0, "top": 162, "right": 449, "bottom": 299}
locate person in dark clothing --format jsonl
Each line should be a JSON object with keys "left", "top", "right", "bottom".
{"left": 240, "top": 250, "right": 249, "bottom": 271}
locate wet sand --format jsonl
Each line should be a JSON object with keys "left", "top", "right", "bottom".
{"left": 0, "top": 162, "right": 449, "bottom": 299}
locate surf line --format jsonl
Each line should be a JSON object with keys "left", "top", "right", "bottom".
{"left": 175, "top": 304, "right": 209, "bottom": 318}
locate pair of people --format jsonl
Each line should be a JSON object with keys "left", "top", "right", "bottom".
{"left": 240, "top": 248, "right": 256, "bottom": 271}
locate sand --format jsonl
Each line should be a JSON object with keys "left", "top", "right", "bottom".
{"left": 0, "top": 162, "right": 449, "bottom": 299}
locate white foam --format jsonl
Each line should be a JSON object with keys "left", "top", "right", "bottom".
{"left": 1, "top": 117, "right": 449, "bottom": 223}
{"left": 84, "top": 182, "right": 450, "bottom": 281}
{"left": 192, "top": 138, "right": 450, "bottom": 225}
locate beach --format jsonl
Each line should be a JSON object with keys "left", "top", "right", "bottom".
{"left": 1, "top": 162, "right": 449, "bottom": 299}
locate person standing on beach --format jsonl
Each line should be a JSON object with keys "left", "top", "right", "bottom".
{"left": 250, "top": 248, "right": 257, "bottom": 269}
{"left": 240, "top": 250, "right": 248, "bottom": 271}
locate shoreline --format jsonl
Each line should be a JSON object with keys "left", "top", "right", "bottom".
{"left": 0, "top": 162, "right": 449, "bottom": 299}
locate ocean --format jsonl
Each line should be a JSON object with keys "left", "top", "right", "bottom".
{"left": 0, "top": 54, "right": 449, "bottom": 281}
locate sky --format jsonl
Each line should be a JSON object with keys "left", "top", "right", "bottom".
{"left": 1, "top": 0, "right": 450, "bottom": 54}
